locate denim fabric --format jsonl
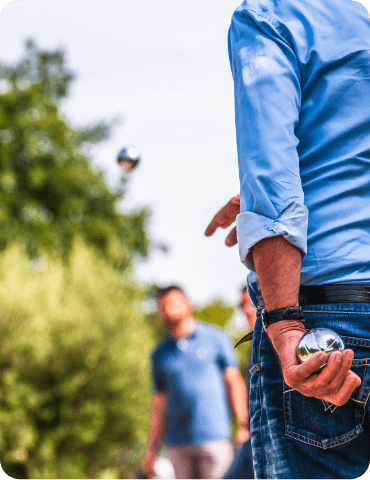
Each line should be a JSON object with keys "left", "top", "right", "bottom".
{"left": 249, "top": 303, "right": 370, "bottom": 479}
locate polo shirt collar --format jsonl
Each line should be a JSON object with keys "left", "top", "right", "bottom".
{"left": 167, "top": 321, "right": 198, "bottom": 343}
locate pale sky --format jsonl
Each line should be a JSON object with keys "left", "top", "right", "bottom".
{"left": 0, "top": 0, "right": 369, "bottom": 308}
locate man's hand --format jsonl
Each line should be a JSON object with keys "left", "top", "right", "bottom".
{"left": 204, "top": 195, "right": 240, "bottom": 246}
{"left": 268, "top": 321, "right": 362, "bottom": 406}
{"left": 234, "top": 425, "right": 251, "bottom": 449}
{"left": 141, "top": 448, "right": 157, "bottom": 478}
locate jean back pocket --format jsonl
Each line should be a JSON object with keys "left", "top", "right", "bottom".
{"left": 284, "top": 336, "right": 370, "bottom": 449}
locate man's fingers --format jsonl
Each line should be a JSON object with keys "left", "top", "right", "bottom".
{"left": 205, "top": 215, "right": 222, "bottom": 237}
{"left": 321, "top": 350, "right": 354, "bottom": 393}
{"left": 204, "top": 206, "right": 234, "bottom": 236}
{"left": 324, "top": 370, "right": 362, "bottom": 406}
{"left": 287, "top": 352, "right": 328, "bottom": 384}
{"left": 225, "top": 227, "right": 238, "bottom": 247}
{"left": 204, "top": 196, "right": 240, "bottom": 237}
{"left": 338, "top": 349, "right": 354, "bottom": 371}
{"left": 313, "top": 351, "right": 343, "bottom": 388}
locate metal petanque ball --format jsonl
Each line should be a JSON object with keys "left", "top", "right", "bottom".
{"left": 297, "top": 328, "right": 345, "bottom": 373}
{"left": 117, "top": 145, "right": 141, "bottom": 173}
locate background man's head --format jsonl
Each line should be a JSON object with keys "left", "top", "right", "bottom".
{"left": 118, "top": 159, "right": 137, "bottom": 173}
{"left": 156, "top": 285, "right": 194, "bottom": 326}
{"left": 239, "top": 286, "right": 256, "bottom": 329}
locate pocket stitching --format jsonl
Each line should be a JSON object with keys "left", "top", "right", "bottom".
{"left": 285, "top": 424, "right": 364, "bottom": 450}
{"left": 343, "top": 336, "right": 370, "bottom": 348}
{"left": 284, "top": 358, "right": 370, "bottom": 450}
{"left": 358, "top": 362, "right": 370, "bottom": 429}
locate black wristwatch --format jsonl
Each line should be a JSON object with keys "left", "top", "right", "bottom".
{"left": 234, "top": 305, "right": 305, "bottom": 348}
{"left": 261, "top": 306, "right": 305, "bottom": 329}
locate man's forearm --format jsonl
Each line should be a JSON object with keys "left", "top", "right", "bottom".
{"left": 252, "top": 235, "right": 302, "bottom": 311}
{"left": 226, "top": 373, "right": 249, "bottom": 427}
{"left": 146, "top": 394, "right": 167, "bottom": 453}
{"left": 251, "top": 235, "right": 307, "bottom": 376}
{"left": 147, "top": 419, "right": 165, "bottom": 453}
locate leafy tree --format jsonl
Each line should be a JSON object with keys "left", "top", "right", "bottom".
{"left": 194, "top": 299, "right": 234, "bottom": 328}
{"left": 0, "top": 39, "right": 153, "bottom": 269}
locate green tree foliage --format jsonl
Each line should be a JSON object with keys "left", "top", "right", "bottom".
{"left": 193, "top": 299, "right": 234, "bottom": 328}
{"left": 0, "top": 39, "right": 151, "bottom": 269}
{"left": 0, "top": 242, "right": 156, "bottom": 479}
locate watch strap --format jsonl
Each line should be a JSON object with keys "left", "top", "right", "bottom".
{"left": 261, "top": 306, "right": 305, "bottom": 327}
{"left": 234, "top": 306, "right": 305, "bottom": 348}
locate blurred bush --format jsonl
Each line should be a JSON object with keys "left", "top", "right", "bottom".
{"left": 0, "top": 241, "right": 156, "bottom": 479}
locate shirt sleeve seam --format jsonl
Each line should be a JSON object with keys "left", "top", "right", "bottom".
{"left": 242, "top": 7, "right": 296, "bottom": 53}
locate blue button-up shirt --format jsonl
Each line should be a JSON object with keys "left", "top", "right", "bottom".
{"left": 229, "top": 0, "right": 370, "bottom": 285}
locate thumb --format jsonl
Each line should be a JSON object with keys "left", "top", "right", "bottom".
{"left": 286, "top": 351, "right": 327, "bottom": 384}
{"left": 226, "top": 226, "right": 237, "bottom": 246}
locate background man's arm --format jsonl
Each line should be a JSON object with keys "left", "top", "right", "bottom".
{"left": 141, "top": 392, "right": 167, "bottom": 477}
{"left": 223, "top": 367, "right": 250, "bottom": 445}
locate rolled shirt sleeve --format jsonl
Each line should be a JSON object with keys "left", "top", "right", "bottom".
{"left": 228, "top": 7, "right": 309, "bottom": 272}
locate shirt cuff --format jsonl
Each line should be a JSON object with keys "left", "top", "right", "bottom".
{"left": 236, "top": 201, "right": 309, "bottom": 271}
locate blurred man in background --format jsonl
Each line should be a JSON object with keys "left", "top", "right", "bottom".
{"left": 239, "top": 286, "right": 257, "bottom": 334}
{"left": 141, "top": 285, "right": 249, "bottom": 479}
{"left": 224, "top": 286, "right": 256, "bottom": 479}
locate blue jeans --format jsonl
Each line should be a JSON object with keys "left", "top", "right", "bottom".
{"left": 249, "top": 303, "right": 370, "bottom": 479}
{"left": 224, "top": 440, "right": 254, "bottom": 479}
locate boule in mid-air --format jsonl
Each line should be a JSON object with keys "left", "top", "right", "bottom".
{"left": 117, "top": 145, "right": 141, "bottom": 173}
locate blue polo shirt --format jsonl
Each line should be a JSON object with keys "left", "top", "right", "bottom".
{"left": 151, "top": 322, "right": 237, "bottom": 446}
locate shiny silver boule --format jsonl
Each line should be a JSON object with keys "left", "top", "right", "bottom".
{"left": 297, "top": 328, "right": 345, "bottom": 372}
{"left": 117, "top": 145, "right": 141, "bottom": 172}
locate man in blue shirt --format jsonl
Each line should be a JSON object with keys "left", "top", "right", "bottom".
{"left": 141, "top": 285, "right": 250, "bottom": 479}
{"left": 205, "top": 0, "right": 370, "bottom": 478}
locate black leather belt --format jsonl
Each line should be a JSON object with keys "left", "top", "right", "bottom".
{"left": 299, "top": 284, "right": 370, "bottom": 305}
{"left": 254, "top": 283, "right": 370, "bottom": 314}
